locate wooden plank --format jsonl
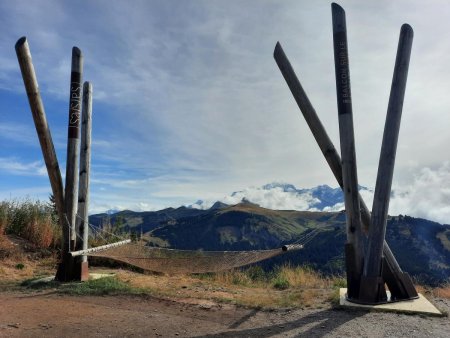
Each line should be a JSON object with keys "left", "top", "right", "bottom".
{"left": 332, "top": 3, "right": 364, "bottom": 291}
{"left": 65, "top": 47, "right": 83, "bottom": 252}
{"left": 70, "top": 239, "right": 131, "bottom": 257}
{"left": 77, "top": 82, "right": 93, "bottom": 263}
{"left": 363, "top": 24, "right": 414, "bottom": 279}
{"left": 14, "top": 37, "right": 66, "bottom": 249}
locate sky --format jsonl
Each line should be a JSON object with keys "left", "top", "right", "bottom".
{"left": 0, "top": 0, "right": 449, "bottom": 223}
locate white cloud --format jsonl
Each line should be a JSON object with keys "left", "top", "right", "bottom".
{"left": 0, "top": 157, "right": 47, "bottom": 176}
{"left": 0, "top": 122, "right": 37, "bottom": 146}
{"left": 194, "top": 185, "right": 320, "bottom": 211}
{"left": 389, "top": 163, "right": 450, "bottom": 224}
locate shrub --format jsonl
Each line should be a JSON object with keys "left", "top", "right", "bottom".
{"left": 245, "top": 265, "right": 267, "bottom": 282}
{"left": 272, "top": 274, "right": 290, "bottom": 290}
{"left": 0, "top": 202, "right": 8, "bottom": 237}
{"left": 0, "top": 199, "right": 60, "bottom": 249}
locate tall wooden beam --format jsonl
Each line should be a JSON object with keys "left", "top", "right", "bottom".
{"left": 76, "top": 81, "right": 93, "bottom": 281}
{"left": 331, "top": 3, "right": 364, "bottom": 299}
{"left": 65, "top": 47, "right": 83, "bottom": 251}
{"left": 15, "top": 37, "right": 66, "bottom": 256}
{"left": 55, "top": 47, "right": 84, "bottom": 281}
{"left": 360, "top": 24, "right": 414, "bottom": 303}
{"left": 273, "top": 41, "right": 416, "bottom": 301}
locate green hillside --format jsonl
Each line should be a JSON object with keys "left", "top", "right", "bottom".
{"left": 90, "top": 203, "right": 450, "bottom": 284}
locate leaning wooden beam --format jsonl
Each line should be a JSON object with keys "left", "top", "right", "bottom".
{"left": 70, "top": 239, "right": 132, "bottom": 257}
{"left": 273, "top": 42, "right": 414, "bottom": 300}
{"left": 76, "top": 81, "right": 93, "bottom": 280}
{"left": 65, "top": 47, "right": 83, "bottom": 251}
{"left": 15, "top": 37, "right": 66, "bottom": 247}
{"left": 332, "top": 3, "right": 364, "bottom": 299}
{"left": 274, "top": 42, "right": 368, "bottom": 231}
{"left": 361, "top": 24, "right": 415, "bottom": 303}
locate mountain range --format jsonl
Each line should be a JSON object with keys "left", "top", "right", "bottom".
{"left": 90, "top": 186, "right": 450, "bottom": 284}
{"left": 187, "top": 182, "right": 373, "bottom": 211}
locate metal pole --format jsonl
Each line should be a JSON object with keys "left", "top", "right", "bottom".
{"left": 362, "top": 25, "right": 414, "bottom": 300}
{"left": 274, "top": 41, "right": 416, "bottom": 301}
{"left": 76, "top": 82, "right": 92, "bottom": 280}
{"left": 331, "top": 3, "right": 364, "bottom": 299}
{"left": 14, "top": 37, "right": 66, "bottom": 252}
{"left": 65, "top": 47, "right": 83, "bottom": 253}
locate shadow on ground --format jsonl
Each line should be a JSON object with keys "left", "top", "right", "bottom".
{"left": 195, "top": 308, "right": 366, "bottom": 338}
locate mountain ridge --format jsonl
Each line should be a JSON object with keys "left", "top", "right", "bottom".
{"left": 89, "top": 202, "right": 450, "bottom": 285}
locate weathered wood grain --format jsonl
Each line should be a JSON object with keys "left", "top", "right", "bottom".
{"left": 77, "top": 81, "right": 93, "bottom": 263}
{"left": 14, "top": 37, "right": 66, "bottom": 249}
{"left": 65, "top": 47, "right": 83, "bottom": 251}
{"left": 363, "top": 24, "right": 414, "bottom": 278}
{"left": 332, "top": 3, "right": 364, "bottom": 287}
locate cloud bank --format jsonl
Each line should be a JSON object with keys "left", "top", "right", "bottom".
{"left": 190, "top": 163, "right": 450, "bottom": 224}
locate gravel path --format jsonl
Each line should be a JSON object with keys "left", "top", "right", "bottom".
{"left": 0, "top": 292, "right": 448, "bottom": 337}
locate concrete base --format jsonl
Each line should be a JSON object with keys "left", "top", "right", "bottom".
{"left": 339, "top": 288, "right": 443, "bottom": 316}
{"left": 28, "top": 272, "right": 116, "bottom": 286}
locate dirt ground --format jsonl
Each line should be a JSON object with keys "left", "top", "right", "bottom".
{"left": 1, "top": 235, "right": 449, "bottom": 337}
{"left": 1, "top": 290, "right": 449, "bottom": 338}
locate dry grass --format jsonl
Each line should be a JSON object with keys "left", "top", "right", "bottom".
{"left": 0, "top": 199, "right": 60, "bottom": 249}
{"left": 113, "top": 265, "right": 340, "bottom": 309}
{"left": 0, "top": 235, "right": 57, "bottom": 286}
{"left": 434, "top": 285, "right": 450, "bottom": 298}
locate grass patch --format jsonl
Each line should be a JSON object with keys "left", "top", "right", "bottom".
{"left": 60, "top": 276, "right": 144, "bottom": 296}
{"left": 21, "top": 276, "right": 59, "bottom": 290}
{"left": 272, "top": 275, "right": 290, "bottom": 290}
{"left": 20, "top": 275, "right": 146, "bottom": 296}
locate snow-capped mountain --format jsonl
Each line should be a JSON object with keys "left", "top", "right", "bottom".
{"left": 189, "top": 182, "right": 374, "bottom": 212}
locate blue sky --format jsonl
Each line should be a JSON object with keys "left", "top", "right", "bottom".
{"left": 0, "top": 1, "right": 449, "bottom": 222}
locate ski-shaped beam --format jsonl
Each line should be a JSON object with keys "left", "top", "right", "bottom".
{"left": 360, "top": 24, "right": 416, "bottom": 303}
{"left": 65, "top": 47, "right": 83, "bottom": 251}
{"left": 15, "top": 37, "right": 66, "bottom": 254}
{"left": 332, "top": 3, "right": 365, "bottom": 299}
{"left": 76, "top": 81, "right": 93, "bottom": 280}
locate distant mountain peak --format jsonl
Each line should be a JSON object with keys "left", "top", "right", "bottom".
{"left": 209, "top": 201, "right": 228, "bottom": 210}
{"left": 262, "top": 182, "right": 298, "bottom": 192}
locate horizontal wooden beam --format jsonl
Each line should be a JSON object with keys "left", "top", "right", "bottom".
{"left": 70, "top": 239, "right": 131, "bottom": 257}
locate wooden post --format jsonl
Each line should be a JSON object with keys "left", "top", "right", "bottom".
{"left": 331, "top": 3, "right": 364, "bottom": 299}
{"left": 360, "top": 24, "right": 414, "bottom": 303}
{"left": 66, "top": 47, "right": 83, "bottom": 246}
{"left": 76, "top": 81, "right": 92, "bottom": 281}
{"left": 274, "top": 41, "right": 417, "bottom": 301}
{"left": 14, "top": 37, "right": 67, "bottom": 259}
{"left": 58, "top": 47, "right": 83, "bottom": 281}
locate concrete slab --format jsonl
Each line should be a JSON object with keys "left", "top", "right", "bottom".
{"left": 89, "top": 272, "right": 115, "bottom": 280}
{"left": 27, "top": 272, "right": 116, "bottom": 285}
{"left": 339, "top": 288, "right": 443, "bottom": 316}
